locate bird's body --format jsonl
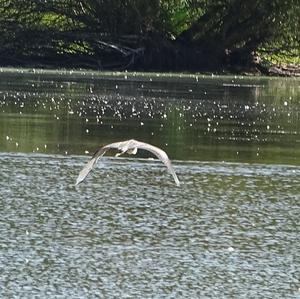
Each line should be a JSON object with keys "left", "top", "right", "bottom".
{"left": 76, "top": 139, "right": 180, "bottom": 186}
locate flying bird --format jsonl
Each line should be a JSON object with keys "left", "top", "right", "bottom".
{"left": 76, "top": 139, "right": 180, "bottom": 186}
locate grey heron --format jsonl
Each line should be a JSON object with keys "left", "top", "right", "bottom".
{"left": 76, "top": 139, "right": 180, "bottom": 186}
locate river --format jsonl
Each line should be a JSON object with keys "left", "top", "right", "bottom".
{"left": 0, "top": 68, "right": 299, "bottom": 298}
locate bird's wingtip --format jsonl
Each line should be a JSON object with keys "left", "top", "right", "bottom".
{"left": 75, "top": 175, "right": 84, "bottom": 186}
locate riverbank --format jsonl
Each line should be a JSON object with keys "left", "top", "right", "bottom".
{"left": 1, "top": 60, "right": 299, "bottom": 78}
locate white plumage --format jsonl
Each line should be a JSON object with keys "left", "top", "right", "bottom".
{"left": 76, "top": 139, "right": 180, "bottom": 186}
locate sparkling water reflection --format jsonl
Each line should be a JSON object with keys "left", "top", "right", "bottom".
{"left": 0, "top": 69, "right": 300, "bottom": 298}
{"left": 0, "top": 69, "right": 299, "bottom": 164}
{"left": 1, "top": 153, "right": 300, "bottom": 298}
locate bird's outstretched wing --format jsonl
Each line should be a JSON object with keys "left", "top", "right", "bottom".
{"left": 75, "top": 139, "right": 180, "bottom": 186}
{"left": 75, "top": 148, "right": 106, "bottom": 185}
{"left": 75, "top": 141, "right": 124, "bottom": 185}
{"left": 132, "top": 140, "right": 180, "bottom": 186}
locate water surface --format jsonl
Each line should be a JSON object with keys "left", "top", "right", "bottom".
{"left": 0, "top": 69, "right": 299, "bottom": 298}
{"left": 1, "top": 153, "right": 300, "bottom": 298}
{"left": 1, "top": 68, "right": 299, "bottom": 164}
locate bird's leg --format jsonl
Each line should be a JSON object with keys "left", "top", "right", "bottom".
{"left": 126, "top": 148, "right": 137, "bottom": 155}
{"left": 115, "top": 150, "right": 126, "bottom": 157}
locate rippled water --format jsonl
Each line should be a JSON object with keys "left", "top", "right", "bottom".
{"left": 1, "top": 68, "right": 299, "bottom": 163}
{"left": 0, "top": 69, "right": 300, "bottom": 298}
{"left": 1, "top": 154, "right": 300, "bottom": 298}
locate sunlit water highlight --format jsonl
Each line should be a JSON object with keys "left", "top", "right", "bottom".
{"left": 0, "top": 69, "right": 300, "bottom": 298}
{"left": 1, "top": 69, "right": 299, "bottom": 164}
{"left": 1, "top": 153, "right": 300, "bottom": 298}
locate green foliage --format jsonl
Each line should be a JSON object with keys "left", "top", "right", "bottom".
{"left": 260, "top": 49, "right": 300, "bottom": 67}
{"left": 159, "top": 0, "right": 204, "bottom": 36}
{"left": 0, "top": 0, "right": 298, "bottom": 69}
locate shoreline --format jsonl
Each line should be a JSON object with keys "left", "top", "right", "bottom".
{"left": 0, "top": 63, "right": 299, "bottom": 78}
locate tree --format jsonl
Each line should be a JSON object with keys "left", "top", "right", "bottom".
{"left": 0, "top": 0, "right": 298, "bottom": 71}
{"left": 177, "top": 0, "right": 299, "bottom": 68}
